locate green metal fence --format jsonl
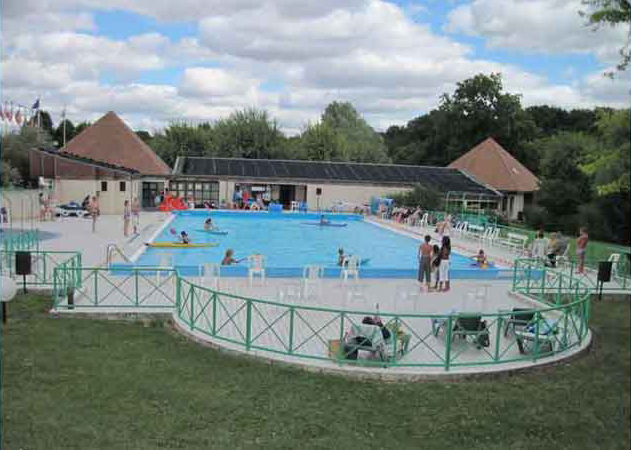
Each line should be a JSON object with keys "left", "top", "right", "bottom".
{"left": 52, "top": 267, "right": 176, "bottom": 310}
{"left": 0, "top": 250, "right": 81, "bottom": 287}
{"left": 1, "top": 229, "right": 39, "bottom": 253}
{"left": 513, "top": 257, "right": 630, "bottom": 293}
{"left": 50, "top": 263, "right": 592, "bottom": 371}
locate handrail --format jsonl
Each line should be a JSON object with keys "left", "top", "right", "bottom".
{"left": 51, "top": 263, "right": 592, "bottom": 371}
{"left": 106, "top": 244, "right": 131, "bottom": 266}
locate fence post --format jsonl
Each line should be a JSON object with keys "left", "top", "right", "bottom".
{"left": 135, "top": 270, "right": 139, "bottom": 306}
{"left": 93, "top": 269, "right": 98, "bottom": 306}
{"left": 445, "top": 315, "right": 453, "bottom": 371}
{"left": 53, "top": 269, "right": 58, "bottom": 308}
{"left": 512, "top": 261, "right": 517, "bottom": 290}
{"left": 77, "top": 253, "right": 82, "bottom": 288}
{"left": 175, "top": 274, "right": 181, "bottom": 314}
{"left": 494, "top": 316, "right": 502, "bottom": 362}
{"left": 338, "top": 312, "right": 346, "bottom": 363}
{"left": 533, "top": 311, "right": 540, "bottom": 361}
{"left": 212, "top": 292, "right": 217, "bottom": 335}
{"left": 540, "top": 266, "right": 546, "bottom": 302}
{"left": 245, "top": 300, "right": 252, "bottom": 351}
{"left": 288, "top": 307, "right": 295, "bottom": 354}
{"left": 190, "top": 285, "right": 195, "bottom": 331}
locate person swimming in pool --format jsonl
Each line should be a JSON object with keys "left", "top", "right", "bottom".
{"left": 472, "top": 249, "right": 487, "bottom": 267}
{"left": 180, "top": 231, "right": 191, "bottom": 244}
{"left": 204, "top": 217, "right": 213, "bottom": 231}
{"left": 338, "top": 248, "right": 346, "bottom": 266}
{"left": 221, "top": 249, "right": 246, "bottom": 265}
{"left": 320, "top": 215, "right": 330, "bottom": 225}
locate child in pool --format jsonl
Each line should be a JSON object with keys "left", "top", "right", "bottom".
{"left": 180, "top": 231, "right": 191, "bottom": 244}
{"left": 472, "top": 249, "right": 487, "bottom": 267}
{"left": 204, "top": 217, "right": 213, "bottom": 231}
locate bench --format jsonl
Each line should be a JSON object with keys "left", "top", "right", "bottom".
{"left": 497, "top": 232, "right": 529, "bottom": 253}
{"left": 466, "top": 224, "right": 485, "bottom": 240}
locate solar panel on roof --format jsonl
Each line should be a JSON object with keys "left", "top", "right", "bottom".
{"left": 176, "top": 157, "right": 497, "bottom": 196}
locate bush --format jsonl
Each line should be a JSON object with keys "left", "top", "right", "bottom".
{"left": 391, "top": 184, "right": 443, "bottom": 209}
{"left": 522, "top": 204, "right": 549, "bottom": 230}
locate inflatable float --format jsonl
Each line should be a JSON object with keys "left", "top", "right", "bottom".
{"left": 302, "top": 222, "right": 348, "bottom": 227}
{"left": 195, "top": 229, "right": 229, "bottom": 236}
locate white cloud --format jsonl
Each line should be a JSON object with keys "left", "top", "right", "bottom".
{"left": 445, "top": 0, "right": 629, "bottom": 65}
{"left": 179, "top": 68, "right": 259, "bottom": 98}
{"left": 1, "top": 0, "right": 627, "bottom": 137}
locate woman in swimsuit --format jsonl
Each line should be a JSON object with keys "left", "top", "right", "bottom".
{"left": 576, "top": 227, "right": 589, "bottom": 274}
{"left": 438, "top": 236, "right": 451, "bottom": 292}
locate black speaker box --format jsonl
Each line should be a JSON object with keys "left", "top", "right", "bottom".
{"left": 16, "top": 251, "right": 32, "bottom": 276}
{"left": 597, "top": 261, "right": 612, "bottom": 283}
{"left": 316, "top": 188, "right": 322, "bottom": 196}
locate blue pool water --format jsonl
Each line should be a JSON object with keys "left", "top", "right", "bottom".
{"left": 131, "top": 211, "right": 501, "bottom": 279}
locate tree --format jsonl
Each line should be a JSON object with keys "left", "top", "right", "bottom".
{"left": 212, "top": 108, "right": 286, "bottom": 159}
{"left": 384, "top": 73, "right": 538, "bottom": 170}
{"left": 301, "top": 121, "right": 348, "bottom": 161}
{"left": 580, "top": 0, "right": 631, "bottom": 76}
{"left": 0, "top": 160, "right": 22, "bottom": 187}
{"left": 53, "top": 119, "right": 76, "bottom": 147}
{"left": 150, "top": 123, "right": 212, "bottom": 167}
{"left": 2, "top": 126, "right": 54, "bottom": 184}
{"left": 581, "top": 108, "right": 630, "bottom": 195}
{"left": 74, "top": 121, "right": 91, "bottom": 135}
{"left": 318, "top": 102, "right": 390, "bottom": 163}
{"left": 391, "top": 184, "right": 443, "bottom": 210}
{"left": 29, "top": 110, "right": 54, "bottom": 136}
{"left": 135, "top": 130, "right": 152, "bottom": 146}
{"left": 536, "top": 132, "right": 594, "bottom": 229}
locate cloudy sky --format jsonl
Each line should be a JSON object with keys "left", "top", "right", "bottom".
{"left": 2, "top": 0, "right": 629, "bottom": 134}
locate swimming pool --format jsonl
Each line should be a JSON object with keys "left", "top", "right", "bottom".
{"left": 132, "top": 211, "right": 500, "bottom": 278}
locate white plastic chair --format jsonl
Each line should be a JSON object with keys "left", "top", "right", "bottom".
{"left": 290, "top": 201, "right": 299, "bottom": 211}
{"left": 247, "top": 254, "right": 266, "bottom": 286}
{"left": 301, "top": 265, "right": 323, "bottom": 299}
{"left": 201, "top": 262, "right": 220, "bottom": 290}
{"left": 341, "top": 255, "right": 360, "bottom": 282}
{"left": 609, "top": 253, "right": 621, "bottom": 278}
{"left": 419, "top": 213, "right": 429, "bottom": 228}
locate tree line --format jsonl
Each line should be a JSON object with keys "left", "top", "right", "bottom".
{"left": 1, "top": 73, "right": 628, "bottom": 244}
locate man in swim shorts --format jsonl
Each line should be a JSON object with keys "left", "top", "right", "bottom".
{"left": 418, "top": 235, "right": 433, "bottom": 292}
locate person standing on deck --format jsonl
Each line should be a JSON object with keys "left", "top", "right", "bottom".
{"left": 438, "top": 236, "right": 451, "bottom": 292}
{"left": 123, "top": 200, "right": 131, "bottom": 237}
{"left": 576, "top": 227, "right": 589, "bottom": 274}
{"left": 418, "top": 235, "right": 433, "bottom": 292}
{"left": 89, "top": 195, "right": 100, "bottom": 233}
{"left": 132, "top": 197, "right": 140, "bottom": 234}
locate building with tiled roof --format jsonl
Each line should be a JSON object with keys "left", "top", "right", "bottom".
{"left": 29, "top": 112, "right": 170, "bottom": 214}
{"left": 448, "top": 137, "right": 539, "bottom": 220}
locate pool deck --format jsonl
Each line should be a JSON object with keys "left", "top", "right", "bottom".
{"left": 21, "top": 211, "right": 597, "bottom": 377}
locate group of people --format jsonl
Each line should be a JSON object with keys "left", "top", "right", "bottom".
{"left": 530, "top": 228, "right": 589, "bottom": 273}
{"left": 418, "top": 235, "right": 451, "bottom": 292}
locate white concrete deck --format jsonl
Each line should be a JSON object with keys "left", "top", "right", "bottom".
{"left": 26, "top": 211, "right": 592, "bottom": 376}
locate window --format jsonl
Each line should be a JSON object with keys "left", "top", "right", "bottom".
{"left": 120, "top": 181, "right": 126, "bottom": 192}
{"left": 101, "top": 181, "right": 108, "bottom": 192}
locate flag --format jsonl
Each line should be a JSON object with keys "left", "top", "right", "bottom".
{"left": 32, "top": 98, "right": 40, "bottom": 109}
{"left": 15, "top": 109, "right": 22, "bottom": 125}
{"left": 7, "top": 103, "right": 13, "bottom": 122}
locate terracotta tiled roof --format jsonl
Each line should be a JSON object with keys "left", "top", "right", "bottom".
{"left": 448, "top": 137, "right": 539, "bottom": 192}
{"left": 61, "top": 111, "right": 171, "bottom": 176}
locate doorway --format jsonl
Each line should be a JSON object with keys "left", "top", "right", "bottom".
{"left": 279, "top": 185, "right": 295, "bottom": 209}
{"left": 142, "top": 182, "right": 165, "bottom": 208}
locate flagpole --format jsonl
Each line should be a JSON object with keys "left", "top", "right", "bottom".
{"left": 62, "top": 106, "right": 67, "bottom": 147}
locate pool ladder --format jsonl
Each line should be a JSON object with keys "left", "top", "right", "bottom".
{"left": 106, "top": 244, "right": 131, "bottom": 266}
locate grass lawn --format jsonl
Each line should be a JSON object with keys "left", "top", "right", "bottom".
{"left": 2, "top": 293, "right": 629, "bottom": 450}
